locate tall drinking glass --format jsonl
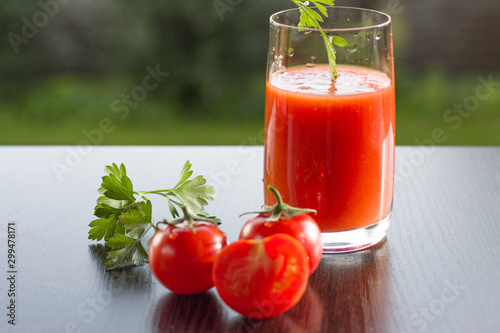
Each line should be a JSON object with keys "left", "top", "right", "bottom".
{"left": 264, "top": 7, "right": 395, "bottom": 252}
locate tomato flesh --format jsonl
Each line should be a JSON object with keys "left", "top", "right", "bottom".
{"left": 213, "top": 233, "right": 309, "bottom": 318}
{"left": 149, "top": 221, "right": 227, "bottom": 295}
{"left": 239, "top": 213, "right": 322, "bottom": 274}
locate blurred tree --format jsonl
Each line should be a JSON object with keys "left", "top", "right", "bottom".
{"left": 0, "top": 0, "right": 498, "bottom": 122}
{"left": 0, "top": 0, "right": 293, "bottom": 119}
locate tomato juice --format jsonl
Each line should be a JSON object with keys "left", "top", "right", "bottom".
{"left": 264, "top": 65, "right": 395, "bottom": 232}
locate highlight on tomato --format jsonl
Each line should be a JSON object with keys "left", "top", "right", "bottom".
{"left": 148, "top": 207, "right": 227, "bottom": 295}
{"left": 212, "top": 233, "right": 310, "bottom": 318}
{"left": 239, "top": 186, "right": 322, "bottom": 274}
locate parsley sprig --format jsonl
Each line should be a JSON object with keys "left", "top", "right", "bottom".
{"left": 89, "top": 161, "right": 219, "bottom": 270}
{"left": 290, "top": 0, "right": 347, "bottom": 80}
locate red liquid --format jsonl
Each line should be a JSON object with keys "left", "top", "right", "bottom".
{"left": 264, "top": 65, "right": 395, "bottom": 232}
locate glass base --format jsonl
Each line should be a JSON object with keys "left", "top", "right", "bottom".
{"left": 321, "top": 212, "right": 391, "bottom": 253}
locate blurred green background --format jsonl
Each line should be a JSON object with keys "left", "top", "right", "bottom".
{"left": 1, "top": 0, "right": 499, "bottom": 145}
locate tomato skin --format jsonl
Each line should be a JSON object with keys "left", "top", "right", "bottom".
{"left": 148, "top": 221, "right": 227, "bottom": 295}
{"left": 239, "top": 213, "right": 322, "bottom": 274}
{"left": 213, "top": 233, "right": 310, "bottom": 318}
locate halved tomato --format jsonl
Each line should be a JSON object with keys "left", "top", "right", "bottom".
{"left": 212, "top": 233, "right": 310, "bottom": 318}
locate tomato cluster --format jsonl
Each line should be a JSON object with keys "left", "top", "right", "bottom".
{"left": 148, "top": 186, "right": 322, "bottom": 318}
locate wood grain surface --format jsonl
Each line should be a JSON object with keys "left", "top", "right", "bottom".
{"left": 0, "top": 146, "right": 499, "bottom": 333}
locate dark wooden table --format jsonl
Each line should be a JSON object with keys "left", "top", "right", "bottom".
{"left": 1, "top": 146, "right": 499, "bottom": 332}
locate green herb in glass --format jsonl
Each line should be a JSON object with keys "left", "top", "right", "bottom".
{"left": 290, "top": 0, "right": 347, "bottom": 80}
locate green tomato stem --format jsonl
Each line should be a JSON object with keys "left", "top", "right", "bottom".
{"left": 240, "top": 186, "right": 317, "bottom": 222}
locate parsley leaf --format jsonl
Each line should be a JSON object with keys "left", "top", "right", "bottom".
{"left": 101, "top": 173, "right": 135, "bottom": 201}
{"left": 174, "top": 160, "right": 194, "bottom": 188}
{"left": 119, "top": 201, "right": 152, "bottom": 237}
{"left": 170, "top": 175, "right": 217, "bottom": 215}
{"left": 89, "top": 215, "right": 118, "bottom": 241}
{"left": 105, "top": 234, "right": 149, "bottom": 270}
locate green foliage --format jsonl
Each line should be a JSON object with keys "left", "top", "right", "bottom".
{"left": 0, "top": 0, "right": 290, "bottom": 121}
{"left": 395, "top": 69, "right": 500, "bottom": 145}
{"left": 89, "top": 161, "right": 219, "bottom": 270}
{"left": 291, "top": 0, "right": 347, "bottom": 80}
{"left": 0, "top": 1, "right": 498, "bottom": 146}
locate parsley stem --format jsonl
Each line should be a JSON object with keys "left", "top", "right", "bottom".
{"left": 136, "top": 190, "right": 172, "bottom": 195}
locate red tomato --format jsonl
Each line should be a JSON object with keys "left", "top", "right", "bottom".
{"left": 239, "top": 213, "right": 322, "bottom": 274}
{"left": 148, "top": 221, "right": 227, "bottom": 295}
{"left": 213, "top": 233, "right": 310, "bottom": 318}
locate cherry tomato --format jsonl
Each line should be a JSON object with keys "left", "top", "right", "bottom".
{"left": 239, "top": 212, "right": 322, "bottom": 274}
{"left": 149, "top": 221, "right": 227, "bottom": 295}
{"left": 213, "top": 233, "right": 310, "bottom": 318}
{"left": 240, "top": 186, "right": 323, "bottom": 274}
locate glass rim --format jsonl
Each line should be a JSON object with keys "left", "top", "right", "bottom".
{"left": 270, "top": 6, "right": 391, "bottom": 32}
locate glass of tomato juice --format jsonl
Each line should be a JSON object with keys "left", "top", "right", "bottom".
{"left": 264, "top": 7, "right": 395, "bottom": 252}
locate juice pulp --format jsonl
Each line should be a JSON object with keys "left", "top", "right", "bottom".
{"left": 264, "top": 65, "right": 395, "bottom": 232}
